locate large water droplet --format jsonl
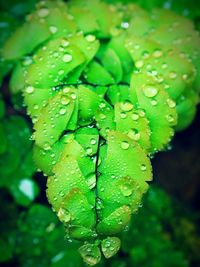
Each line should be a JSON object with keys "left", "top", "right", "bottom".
{"left": 25, "top": 86, "right": 34, "bottom": 94}
{"left": 58, "top": 208, "right": 71, "bottom": 223}
{"left": 121, "top": 141, "right": 130, "bottom": 150}
{"left": 143, "top": 86, "right": 158, "bottom": 98}
{"left": 62, "top": 54, "right": 72, "bottom": 63}
{"left": 120, "top": 101, "right": 133, "bottom": 112}
{"left": 85, "top": 35, "right": 96, "bottom": 42}
{"left": 37, "top": 8, "right": 49, "bottom": 17}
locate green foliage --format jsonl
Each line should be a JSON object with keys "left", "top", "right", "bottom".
{"left": 0, "top": 95, "right": 38, "bottom": 206}
{"left": 0, "top": 0, "right": 200, "bottom": 265}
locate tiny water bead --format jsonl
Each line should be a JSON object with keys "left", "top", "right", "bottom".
{"left": 120, "top": 183, "right": 133, "bottom": 196}
{"left": 131, "top": 113, "right": 139, "bottom": 121}
{"left": 143, "top": 86, "right": 158, "bottom": 98}
{"left": 140, "top": 164, "right": 147, "bottom": 171}
{"left": 62, "top": 54, "right": 73, "bottom": 63}
{"left": 85, "top": 35, "right": 96, "bottom": 42}
{"left": 121, "top": 141, "right": 130, "bottom": 150}
{"left": 120, "top": 101, "right": 133, "bottom": 112}
{"left": 37, "top": 8, "right": 49, "bottom": 17}
{"left": 59, "top": 108, "right": 67, "bottom": 115}
{"left": 86, "top": 174, "right": 96, "bottom": 189}
{"left": 167, "top": 98, "right": 176, "bottom": 108}
{"left": 90, "top": 138, "right": 97, "bottom": 145}
{"left": 120, "top": 112, "right": 127, "bottom": 119}
{"left": 128, "top": 129, "right": 141, "bottom": 141}
{"left": 25, "top": 86, "right": 34, "bottom": 94}
{"left": 61, "top": 96, "right": 70, "bottom": 105}
{"left": 57, "top": 208, "right": 71, "bottom": 223}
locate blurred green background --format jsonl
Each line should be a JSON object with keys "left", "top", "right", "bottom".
{"left": 0, "top": 0, "right": 200, "bottom": 266}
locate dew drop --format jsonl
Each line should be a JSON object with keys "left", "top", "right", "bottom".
{"left": 143, "top": 86, "right": 158, "bottom": 98}
{"left": 86, "top": 174, "right": 96, "bottom": 189}
{"left": 120, "top": 112, "right": 127, "bottom": 119}
{"left": 140, "top": 164, "right": 147, "bottom": 171}
{"left": 169, "top": 71, "right": 177, "bottom": 79}
{"left": 59, "top": 108, "right": 67, "bottom": 115}
{"left": 49, "top": 26, "right": 58, "bottom": 34}
{"left": 131, "top": 113, "right": 139, "bottom": 121}
{"left": 120, "top": 101, "right": 133, "bottom": 112}
{"left": 90, "top": 138, "right": 97, "bottom": 145}
{"left": 58, "top": 208, "right": 71, "bottom": 223}
{"left": 166, "top": 98, "right": 176, "bottom": 108}
{"left": 85, "top": 34, "right": 96, "bottom": 42}
{"left": 37, "top": 8, "right": 49, "bottom": 17}
{"left": 121, "top": 141, "right": 130, "bottom": 150}
{"left": 25, "top": 86, "right": 34, "bottom": 94}
{"left": 61, "top": 96, "right": 70, "bottom": 105}
{"left": 62, "top": 54, "right": 72, "bottom": 63}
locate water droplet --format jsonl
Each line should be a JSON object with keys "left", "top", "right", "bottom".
{"left": 37, "top": 8, "right": 49, "bottom": 17}
{"left": 166, "top": 114, "right": 174, "bottom": 123}
{"left": 86, "top": 147, "right": 93, "bottom": 155}
{"left": 162, "top": 63, "right": 168, "bottom": 69}
{"left": 153, "top": 49, "right": 163, "bottom": 58}
{"left": 121, "top": 141, "right": 130, "bottom": 150}
{"left": 166, "top": 98, "right": 176, "bottom": 108}
{"left": 25, "top": 86, "right": 34, "bottom": 94}
{"left": 70, "top": 92, "right": 76, "bottom": 99}
{"left": 151, "top": 99, "right": 157, "bottom": 106}
{"left": 140, "top": 164, "right": 147, "bottom": 171}
{"left": 121, "top": 21, "right": 129, "bottom": 29}
{"left": 61, "top": 39, "right": 69, "bottom": 47}
{"left": 99, "top": 113, "right": 106, "bottom": 120}
{"left": 61, "top": 96, "right": 70, "bottom": 105}
{"left": 182, "top": 74, "right": 188, "bottom": 81}
{"left": 49, "top": 26, "right": 58, "bottom": 34}
{"left": 143, "top": 86, "right": 158, "bottom": 98}
{"left": 135, "top": 60, "right": 144, "bottom": 68}
{"left": 86, "top": 174, "right": 96, "bottom": 189}
{"left": 58, "top": 69, "right": 64, "bottom": 75}
{"left": 120, "top": 183, "right": 133, "bottom": 196}
{"left": 131, "top": 113, "right": 139, "bottom": 121}
{"left": 99, "top": 102, "right": 106, "bottom": 109}
{"left": 120, "top": 112, "right": 127, "bottom": 119}
{"left": 85, "top": 34, "right": 96, "bottom": 42}
{"left": 128, "top": 129, "right": 140, "bottom": 141}
{"left": 169, "top": 72, "right": 177, "bottom": 79}
{"left": 63, "top": 87, "right": 70, "bottom": 93}
{"left": 120, "top": 101, "right": 133, "bottom": 112}
{"left": 90, "top": 138, "right": 97, "bottom": 145}
{"left": 59, "top": 108, "right": 67, "bottom": 115}
{"left": 58, "top": 208, "right": 71, "bottom": 223}
{"left": 43, "top": 143, "right": 51, "bottom": 151}
{"left": 62, "top": 54, "right": 72, "bottom": 63}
